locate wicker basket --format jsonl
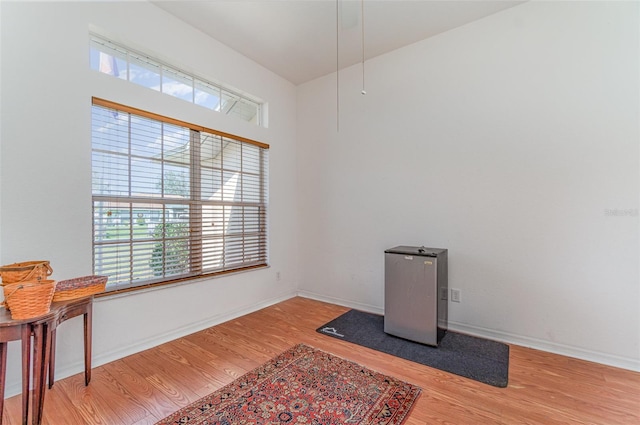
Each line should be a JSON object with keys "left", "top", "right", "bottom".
{"left": 2, "top": 280, "right": 57, "bottom": 320}
{"left": 0, "top": 261, "right": 53, "bottom": 285}
{"left": 52, "top": 275, "right": 107, "bottom": 302}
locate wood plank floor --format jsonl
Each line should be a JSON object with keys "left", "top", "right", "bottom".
{"left": 3, "top": 297, "right": 639, "bottom": 424}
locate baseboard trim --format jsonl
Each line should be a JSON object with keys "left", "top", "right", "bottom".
{"left": 6, "top": 290, "right": 637, "bottom": 397}
{"left": 447, "top": 320, "right": 640, "bottom": 372}
{"left": 296, "top": 290, "right": 383, "bottom": 315}
{"left": 4, "top": 291, "right": 297, "bottom": 398}
{"left": 297, "top": 292, "right": 640, "bottom": 372}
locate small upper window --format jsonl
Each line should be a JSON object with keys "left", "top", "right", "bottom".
{"left": 90, "top": 35, "right": 264, "bottom": 126}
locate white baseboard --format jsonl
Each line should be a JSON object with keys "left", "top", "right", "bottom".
{"left": 296, "top": 290, "right": 383, "bottom": 315}
{"left": 4, "top": 290, "right": 297, "bottom": 398}
{"left": 447, "top": 320, "right": 640, "bottom": 372}
{"left": 6, "top": 290, "right": 637, "bottom": 398}
{"left": 297, "top": 292, "right": 640, "bottom": 373}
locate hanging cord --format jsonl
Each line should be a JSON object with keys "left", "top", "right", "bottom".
{"left": 361, "top": 0, "right": 366, "bottom": 95}
{"left": 336, "top": 0, "right": 340, "bottom": 131}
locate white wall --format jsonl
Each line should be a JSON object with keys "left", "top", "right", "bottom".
{"left": 297, "top": 0, "right": 640, "bottom": 370}
{"left": 0, "top": 1, "right": 3, "bottom": 267}
{"left": 0, "top": 1, "right": 298, "bottom": 397}
{"left": 1, "top": 0, "right": 637, "bottom": 404}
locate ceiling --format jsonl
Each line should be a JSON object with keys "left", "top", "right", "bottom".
{"left": 153, "top": 0, "right": 525, "bottom": 86}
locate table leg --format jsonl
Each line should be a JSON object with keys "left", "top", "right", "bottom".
{"left": 30, "top": 324, "right": 42, "bottom": 425}
{"left": 0, "top": 342, "right": 6, "bottom": 425}
{"left": 31, "top": 321, "right": 51, "bottom": 425}
{"left": 47, "top": 329, "right": 56, "bottom": 389}
{"left": 21, "top": 326, "right": 30, "bottom": 425}
{"left": 84, "top": 304, "right": 92, "bottom": 386}
{"left": 35, "top": 322, "right": 53, "bottom": 425}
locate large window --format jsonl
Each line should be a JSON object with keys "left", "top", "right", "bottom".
{"left": 91, "top": 98, "right": 269, "bottom": 292}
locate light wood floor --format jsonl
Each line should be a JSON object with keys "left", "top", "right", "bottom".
{"left": 3, "top": 297, "right": 639, "bottom": 424}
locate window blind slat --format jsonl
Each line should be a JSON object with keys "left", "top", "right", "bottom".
{"left": 92, "top": 102, "right": 268, "bottom": 292}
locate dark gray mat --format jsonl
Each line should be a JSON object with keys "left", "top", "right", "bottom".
{"left": 316, "top": 309, "right": 509, "bottom": 387}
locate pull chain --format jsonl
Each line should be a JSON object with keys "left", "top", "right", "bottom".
{"left": 361, "top": 0, "right": 366, "bottom": 95}
{"left": 336, "top": 0, "right": 340, "bottom": 131}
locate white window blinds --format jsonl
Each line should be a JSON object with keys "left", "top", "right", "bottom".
{"left": 91, "top": 98, "right": 269, "bottom": 292}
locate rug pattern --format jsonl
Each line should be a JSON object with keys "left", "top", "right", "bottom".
{"left": 156, "top": 343, "right": 421, "bottom": 425}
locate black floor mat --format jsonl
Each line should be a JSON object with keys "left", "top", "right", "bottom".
{"left": 317, "top": 309, "right": 509, "bottom": 387}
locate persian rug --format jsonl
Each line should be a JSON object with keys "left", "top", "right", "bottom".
{"left": 156, "top": 343, "right": 421, "bottom": 425}
{"left": 317, "top": 310, "right": 509, "bottom": 388}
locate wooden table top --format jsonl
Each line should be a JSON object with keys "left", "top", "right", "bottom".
{"left": 0, "top": 297, "right": 92, "bottom": 328}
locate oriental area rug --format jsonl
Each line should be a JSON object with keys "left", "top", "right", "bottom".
{"left": 156, "top": 343, "right": 421, "bottom": 425}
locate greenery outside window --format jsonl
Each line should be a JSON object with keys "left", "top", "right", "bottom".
{"left": 92, "top": 98, "right": 269, "bottom": 293}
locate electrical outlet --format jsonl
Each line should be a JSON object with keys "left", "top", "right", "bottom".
{"left": 451, "top": 288, "right": 461, "bottom": 303}
{"left": 440, "top": 287, "right": 448, "bottom": 301}
{"left": 276, "top": 271, "right": 281, "bottom": 281}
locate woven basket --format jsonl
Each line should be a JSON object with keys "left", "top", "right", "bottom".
{"left": 52, "top": 275, "right": 107, "bottom": 302}
{"left": 3, "top": 280, "right": 57, "bottom": 320}
{"left": 0, "top": 261, "right": 53, "bottom": 285}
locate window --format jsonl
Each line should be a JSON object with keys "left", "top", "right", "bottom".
{"left": 90, "top": 34, "right": 264, "bottom": 126}
{"left": 92, "top": 98, "right": 269, "bottom": 293}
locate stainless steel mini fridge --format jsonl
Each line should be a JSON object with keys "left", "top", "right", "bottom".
{"left": 384, "top": 246, "right": 448, "bottom": 346}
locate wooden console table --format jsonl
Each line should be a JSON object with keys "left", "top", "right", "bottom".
{"left": 0, "top": 296, "right": 93, "bottom": 425}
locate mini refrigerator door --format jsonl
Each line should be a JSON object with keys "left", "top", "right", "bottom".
{"left": 384, "top": 246, "right": 447, "bottom": 346}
